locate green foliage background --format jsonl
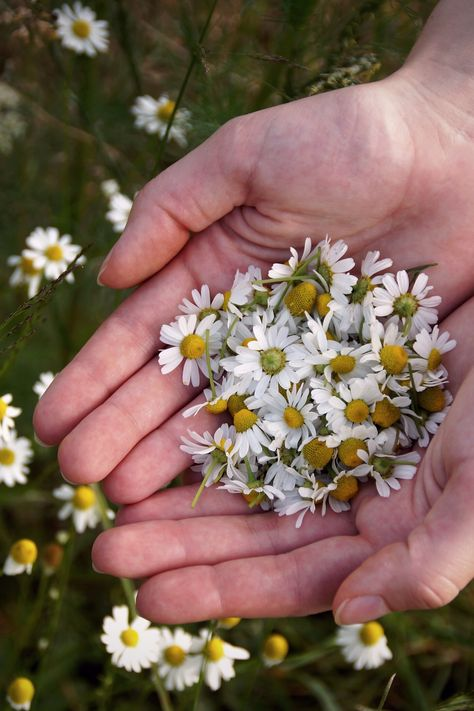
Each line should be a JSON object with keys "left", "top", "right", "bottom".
{"left": 1, "top": 1, "right": 474, "bottom": 709}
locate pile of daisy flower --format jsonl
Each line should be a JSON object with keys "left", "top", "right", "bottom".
{"left": 158, "top": 237, "right": 455, "bottom": 526}
{"left": 8, "top": 227, "right": 85, "bottom": 298}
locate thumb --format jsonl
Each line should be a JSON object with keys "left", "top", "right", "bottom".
{"left": 98, "top": 115, "right": 258, "bottom": 288}
{"left": 332, "top": 463, "right": 474, "bottom": 624}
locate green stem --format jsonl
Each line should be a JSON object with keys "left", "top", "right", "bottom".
{"left": 191, "top": 461, "right": 215, "bottom": 509}
{"left": 219, "top": 315, "right": 239, "bottom": 359}
{"left": 115, "top": 0, "right": 143, "bottom": 94}
{"left": 204, "top": 329, "right": 216, "bottom": 399}
{"left": 192, "top": 621, "right": 218, "bottom": 711}
{"left": 152, "top": 0, "right": 219, "bottom": 175}
{"left": 92, "top": 484, "right": 136, "bottom": 616}
{"left": 150, "top": 665, "right": 174, "bottom": 711}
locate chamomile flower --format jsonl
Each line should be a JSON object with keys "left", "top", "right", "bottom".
{"left": 23, "top": 227, "right": 85, "bottom": 282}
{"left": 219, "top": 466, "right": 284, "bottom": 505}
{"left": 4, "top": 539, "right": 38, "bottom": 576}
{"left": 101, "top": 605, "right": 160, "bottom": 673}
{"left": 268, "top": 238, "right": 318, "bottom": 281}
{"left": 232, "top": 407, "right": 271, "bottom": 458}
{"left": 191, "top": 630, "right": 250, "bottom": 691}
{"left": 416, "top": 388, "right": 452, "bottom": 447}
{"left": 53, "top": 484, "right": 100, "bottom": 533}
{"left": 159, "top": 314, "right": 222, "bottom": 387}
{"left": 0, "top": 432, "right": 33, "bottom": 487}
{"left": 55, "top": 3, "right": 109, "bottom": 56}
{"left": 262, "top": 633, "right": 289, "bottom": 667}
{"left": 221, "top": 317, "right": 300, "bottom": 398}
{"left": 7, "top": 254, "right": 43, "bottom": 298}
{"left": 131, "top": 94, "right": 191, "bottom": 147}
{"left": 340, "top": 250, "right": 394, "bottom": 333}
{"left": 179, "top": 284, "right": 224, "bottom": 317}
{"left": 275, "top": 477, "right": 330, "bottom": 527}
{"left": 6, "top": 677, "right": 35, "bottom": 711}
{"left": 364, "top": 321, "right": 409, "bottom": 380}
{"left": 182, "top": 373, "right": 241, "bottom": 418}
{"left": 325, "top": 376, "right": 383, "bottom": 434}
{"left": 263, "top": 452, "right": 305, "bottom": 491}
{"left": 412, "top": 326, "right": 456, "bottom": 374}
{"left": 0, "top": 394, "right": 21, "bottom": 441}
{"left": 105, "top": 191, "right": 133, "bottom": 233}
{"left": 222, "top": 267, "right": 263, "bottom": 318}
{"left": 373, "top": 270, "right": 441, "bottom": 335}
{"left": 33, "top": 372, "right": 55, "bottom": 399}
{"left": 336, "top": 621, "right": 392, "bottom": 670}
{"left": 101, "top": 179, "right": 119, "bottom": 197}
{"left": 155, "top": 628, "right": 201, "bottom": 691}
{"left": 181, "top": 424, "right": 238, "bottom": 484}
{"left": 315, "top": 237, "right": 357, "bottom": 302}
{"left": 262, "top": 384, "right": 318, "bottom": 449}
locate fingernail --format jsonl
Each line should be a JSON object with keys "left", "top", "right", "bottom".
{"left": 97, "top": 250, "right": 113, "bottom": 285}
{"left": 334, "top": 596, "right": 389, "bottom": 625}
{"left": 59, "top": 470, "right": 76, "bottom": 485}
{"left": 34, "top": 432, "right": 53, "bottom": 448}
{"left": 92, "top": 562, "right": 103, "bottom": 574}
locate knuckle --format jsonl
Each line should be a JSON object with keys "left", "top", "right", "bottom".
{"left": 412, "top": 573, "right": 459, "bottom": 610}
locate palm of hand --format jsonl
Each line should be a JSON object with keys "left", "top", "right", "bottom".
{"left": 35, "top": 74, "right": 474, "bottom": 623}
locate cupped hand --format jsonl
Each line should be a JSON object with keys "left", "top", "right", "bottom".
{"left": 34, "top": 65, "right": 474, "bottom": 622}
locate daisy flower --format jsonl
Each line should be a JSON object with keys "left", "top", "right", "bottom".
{"left": 222, "top": 268, "right": 262, "bottom": 318}
{"left": 416, "top": 388, "right": 452, "bottom": 448}
{"left": 314, "top": 237, "right": 357, "bottom": 302}
{"left": 23, "top": 227, "right": 85, "bottom": 282}
{"left": 131, "top": 94, "right": 191, "bottom": 147}
{"left": 101, "top": 605, "right": 160, "bottom": 673}
{"left": 0, "top": 394, "right": 21, "bottom": 441}
{"left": 261, "top": 384, "right": 318, "bottom": 449}
{"left": 159, "top": 314, "right": 222, "bottom": 387}
{"left": 268, "top": 238, "right": 317, "bottom": 281}
{"left": 3, "top": 539, "right": 38, "bottom": 576}
{"left": 101, "top": 179, "right": 119, "bottom": 197}
{"left": 325, "top": 375, "right": 383, "bottom": 434}
{"left": 53, "top": 484, "right": 101, "bottom": 533}
{"left": 232, "top": 407, "right": 271, "bottom": 458}
{"left": 191, "top": 630, "right": 250, "bottom": 691}
{"left": 181, "top": 424, "right": 238, "bottom": 484}
{"left": 155, "top": 627, "right": 201, "bottom": 691}
{"left": 221, "top": 316, "right": 300, "bottom": 398}
{"left": 105, "top": 191, "right": 133, "bottom": 233}
{"left": 412, "top": 326, "right": 456, "bottom": 374}
{"left": 275, "top": 478, "right": 328, "bottom": 527}
{"left": 55, "top": 2, "right": 109, "bottom": 56}
{"left": 263, "top": 454, "right": 305, "bottom": 492}
{"left": 373, "top": 270, "right": 441, "bottom": 335}
{"left": 182, "top": 373, "right": 241, "bottom": 418}
{"left": 178, "top": 284, "right": 224, "bottom": 318}
{"left": 0, "top": 432, "right": 33, "bottom": 487}
{"left": 262, "top": 633, "right": 289, "bottom": 667}
{"left": 363, "top": 321, "right": 409, "bottom": 380}
{"left": 218, "top": 467, "right": 284, "bottom": 505}
{"left": 7, "top": 254, "right": 43, "bottom": 298}
{"left": 6, "top": 678, "right": 35, "bottom": 711}
{"left": 33, "top": 371, "right": 55, "bottom": 399}
{"left": 336, "top": 621, "right": 392, "bottom": 670}
{"left": 340, "top": 250, "right": 393, "bottom": 333}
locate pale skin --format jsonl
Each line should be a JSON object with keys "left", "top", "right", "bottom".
{"left": 34, "top": 0, "right": 474, "bottom": 624}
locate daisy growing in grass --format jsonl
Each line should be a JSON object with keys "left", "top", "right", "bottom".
{"left": 190, "top": 630, "right": 250, "bottom": 691}
{"left": 0, "top": 394, "right": 21, "bottom": 441}
{"left": 336, "top": 622, "right": 392, "bottom": 670}
{"left": 155, "top": 627, "right": 201, "bottom": 691}
{"left": 55, "top": 2, "right": 109, "bottom": 56}
{"left": 3, "top": 539, "right": 38, "bottom": 576}
{"left": 53, "top": 484, "right": 101, "bottom": 533}
{"left": 0, "top": 432, "right": 33, "bottom": 487}
{"left": 131, "top": 94, "right": 191, "bottom": 146}
{"left": 23, "top": 227, "right": 85, "bottom": 282}
{"left": 101, "top": 605, "right": 160, "bottom": 672}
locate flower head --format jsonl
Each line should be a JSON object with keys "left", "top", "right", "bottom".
{"left": 4, "top": 539, "right": 38, "bottom": 576}
{"left": 131, "top": 94, "right": 191, "bottom": 147}
{"left": 55, "top": 2, "right": 109, "bottom": 56}
{"left": 191, "top": 629, "right": 250, "bottom": 690}
{"left": 155, "top": 627, "right": 201, "bottom": 690}
{"left": 7, "top": 677, "right": 35, "bottom": 710}
{"left": 53, "top": 484, "right": 101, "bottom": 533}
{"left": 23, "top": 227, "right": 85, "bottom": 282}
{"left": 0, "top": 432, "right": 33, "bottom": 487}
{"left": 101, "top": 605, "right": 160, "bottom": 672}
{"left": 336, "top": 621, "right": 392, "bottom": 670}
{"left": 0, "top": 394, "right": 21, "bottom": 441}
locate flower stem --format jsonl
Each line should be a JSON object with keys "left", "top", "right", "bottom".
{"left": 191, "top": 461, "right": 215, "bottom": 509}
{"left": 192, "top": 621, "right": 218, "bottom": 711}
{"left": 205, "top": 329, "right": 216, "bottom": 399}
{"left": 150, "top": 665, "right": 174, "bottom": 711}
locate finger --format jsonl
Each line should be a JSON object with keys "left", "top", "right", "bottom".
{"left": 333, "top": 367, "right": 474, "bottom": 624}
{"left": 101, "top": 394, "right": 222, "bottom": 504}
{"left": 98, "top": 118, "right": 257, "bottom": 289}
{"left": 135, "top": 535, "right": 372, "bottom": 623}
{"left": 92, "top": 510, "right": 357, "bottom": 579}
{"left": 115, "top": 484, "right": 255, "bottom": 526}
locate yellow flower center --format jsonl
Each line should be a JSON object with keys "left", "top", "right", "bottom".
{"left": 0, "top": 398, "right": 8, "bottom": 421}
{"left": 120, "top": 628, "right": 139, "bottom": 647}
{"left": 222, "top": 290, "right": 231, "bottom": 311}
{"left": 243, "top": 490, "right": 265, "bottom": 507}
{"left": 72, "top": 485, "right": 96, "bottom": 510}
{"left": 318, "top": 262, "right": 333, "bottom": 286}
{"left": 45, "top": 244, "right": 64, "bottom": 262}
{"left": 372, "top": 398, "right": 400, "bottom": 428}
{"left": 338, "top": 438, "right": 367, "bottom": 468}
{"left": 260, "top": 348, "right": 286, "bottom": 375}
{"left": 284, "top": 282, "right": 317, "bottom": 316}
{"left": 20, "top": 256, "right": 41, "bottom": 275}
{"left": 72, "top": 18, "right": 91, "bottom": 38}
{"left": 315, "top": 292, "right": 332, "bottom": 317}
{"left": 331, "top": 475, "right": 359, "bottom": 501}
{"left": 263, "top": 633, "right": 289, "bottom": 661}
{"left": 11, "top": 539, "right": 38, "bottom": 565}
{"left": 219, "top": 617, "right": 241, "bottom": 629}
{"left": 330, "top": 355, "right": 356, "bottom": 374}
{"left": 7, "top": 678, "right": 35, "bottom": 705}
{"left": 427, "top": 348, "right": 442, "bottom": 371}
{"left": 205, "top": 399, "right": 228, "bottom": 414}
{"left": 0, "top": 447, "right": 15, "bottom": 465}
{"left": 228, "top": 393, "right": 247, "bottom": 417}
{"left": 164, "top": 644, "right": 186, "bottom": 666}
{"left": 380, "top": 345, "right": 408, "bottom": 374}
{"left": 157, "top": 99, "right": 176, "bottom": 122}
{"left": 180, "top": 334, "right": 205, "bottom": 359}
{"left": 205, "top": 637, "right": 225, "bottom": 661}
{"left": 344, "top": 399, "right": 369, "bottom": 424}
{"left": 418, "top": 386, "right": 446, "bottom": 413}
{"left": 283, "top": 406, "right": 304, "bottom": 429}
{"left": 241, "top": 337, "right": 256, "bottom": 347}
{"left": 302, "top": 439, "right": 333, "bottom": 469}
{"left": 234, "top": 408, "right": 258, "bottom": 433}
{"left": 359, "top": 621, "right": 384, "bottom": 646}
